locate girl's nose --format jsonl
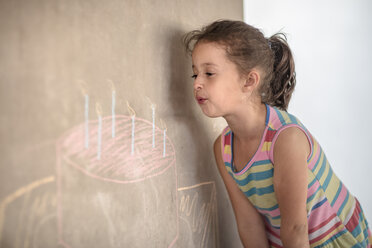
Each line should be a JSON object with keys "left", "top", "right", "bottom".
{"left": 193, "top": 77, "right": 203, "bottom": 91}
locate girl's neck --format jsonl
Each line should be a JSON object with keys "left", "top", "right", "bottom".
{"left": 224, "top": 102, "right": 267, "bottom": 143}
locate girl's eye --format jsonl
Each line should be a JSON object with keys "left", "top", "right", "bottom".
{"left": 191, "top": 74, "right": 197, "bottom": 79}
{"left": 206, "top": 72, "right": 214, "bottom": 77}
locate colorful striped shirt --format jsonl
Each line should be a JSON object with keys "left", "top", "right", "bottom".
{"left": 221, "top": 104, "right": 372, "bottom": 247}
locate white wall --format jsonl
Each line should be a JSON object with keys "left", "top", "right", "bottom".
{"left": 244, "top": 0, "right": 372, "bottom": 225}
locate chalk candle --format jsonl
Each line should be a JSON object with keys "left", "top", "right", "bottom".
{"left": 127, "top": 101, "right": 136, "bottom": 155}
{"left": 163, "top": 129, "right": 166, "bottom": 157}
{"left": 96, "top": 103, "right": 103, "bottom": 160}
{"left": 151, "top": 104, "right": 156, "bottom": 148}
{"left": 85, "top": 95, "right": 89, "bottom": 149}
{"left": 110, "top": 80, "right": 116, "bottom": 138}
{"left": 78, "top": 80, "right": 89, "bottom": 149}
{"left": 161, "top": 119, "right": 167, "bottom": 157}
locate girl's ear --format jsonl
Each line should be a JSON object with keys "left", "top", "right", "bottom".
{"left": 242, "top": 69, "right": 260, "bottom": 92}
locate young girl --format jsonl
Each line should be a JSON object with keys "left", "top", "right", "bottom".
{"left": 184, "top": 20, "right": 372, "bottom": 248}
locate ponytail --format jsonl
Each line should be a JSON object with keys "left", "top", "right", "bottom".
{"left": 263, "top": 33, "right": 296, "bottom": 111}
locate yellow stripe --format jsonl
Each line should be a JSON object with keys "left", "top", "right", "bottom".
{"left": 239, "top": 178, "right": 273, "bottom": 193}
{"left": 312, "top": 152, "right": 325, "bottom": 175}
{"left": 281, "top": 111, "right": 291, "bottom": 124}
{"left": 247, "top": 192, "right": 278, "bottom": 210}
{"left": 319, "top": 160, "right": 330, "bottom": 184}
{"left": 324, "top": 174, "right": 340, "bottom": 203}
{"left": 266, "top": 215, "right": 281, "bottom": 227}
{"left": 339, "top": 196, "right": 356, "bottom": 221}
{"left": 308, "top": 140, "right": 319, "bottom": 163}
{"left": 224, "top": 145, "right": 231, "bottom": 155}
{"left": 261, "top": 142, "right": 271, "bottom": 152}
{"left": 268, "top": 122, "right": 275, "bottom": 130}
{"left": 232, "top": 163, "right": 273, "bottom": 181}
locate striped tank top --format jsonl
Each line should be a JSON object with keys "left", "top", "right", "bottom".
{"left": 221, "top": 104, "right": 372, "bottom": 247}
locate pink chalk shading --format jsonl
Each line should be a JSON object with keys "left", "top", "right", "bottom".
{"left": 58, "top": 115, "right": 175, "bottom": 183}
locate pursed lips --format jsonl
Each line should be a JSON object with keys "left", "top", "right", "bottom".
{"left": 196, "top": 96, "right": 208, "bottom": 104}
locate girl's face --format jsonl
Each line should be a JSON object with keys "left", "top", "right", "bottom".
{"left": 191, "top": 41, "right": 246, "bottom": 118}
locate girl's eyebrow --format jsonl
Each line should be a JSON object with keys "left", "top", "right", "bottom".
{"left": 192, "top": 63, "right": 218, "bottom": 68}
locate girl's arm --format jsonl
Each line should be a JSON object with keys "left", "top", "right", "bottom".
{"left": 213, "top": 135, "right": 269, "bottom": 248}
{"left": 273, "top": 127, "right": 310, "bottom": 248}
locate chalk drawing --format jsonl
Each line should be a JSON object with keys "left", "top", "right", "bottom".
{"left": 0, "top": 176, "right": 57, "bottom": 248}
{"left": 177, "top": 181, "right": 219, "bottom": 248}
{"left": 56, "top": 105, "right": 179, "bottom": 247}
{"left": 0, "top": 176, "right": 55, "bottom": 243}
{"left": 0, "top": 95, "right": 220, "bottom": 247}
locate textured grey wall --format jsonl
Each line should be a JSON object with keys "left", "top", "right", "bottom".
{"left": 0, "top": 0, "right": 243, "bottom": 247}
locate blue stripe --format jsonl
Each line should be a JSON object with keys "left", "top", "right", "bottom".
{"left": 251, "top": 159, "right": 272, "bottom": 167}
{"left": 262, "top": 215, "right": 281, "bottom": 229}
{"left": 307, "top": 187, "right": 320, "bottom": 204}
{"left": 331, "top": 182, "right": 343, "bottom": 206}
{"left": 311, "top": 149, "right": 323, "bottom": 173}
{"left": 322, "top": 165, "right": 334, "bottom": 190}
{"left": 362, "top": 236, "right": 370, "bottom": 246}
{"left": 289, "top": 113, "right": 298, "bottom": 124}
{"left": 265, "top": 104, "right": 270, "bottom": 126}
{"left": 337, "top": 190, "right": 350, "bottom": 216}
{"left": 311, "top": 197, "right": 327, "bottom": 211}
{"left": 235, "top": 169, "right": 274, "bottom": 186}
{"left": 316, "top": 153, "right": 327, "bottom": 179}
{"left": 362, "top": 228, "right": 369, "bottom": 244}
{"left": 263, "top": 212, "right": 281, "bottom": 220}
{"left": 308, "top": 177, "right": 317, "bottom": 189}
{"left": 275, "top": 108, "right": 286, "bottom": 125}
{"left": 270, "top": 214, "right": 281, "bottom": 220}
{"left": 245, "top": 185, "right": 274, "bottom": 197}
{"left": 351, "top": 241, "right": 364, "bottom": 248}
{"left": 314, "top": 229, "right": 348, "bottom": 248}
{"left": 256, "top": 204, "right": 279, "bottom": 212}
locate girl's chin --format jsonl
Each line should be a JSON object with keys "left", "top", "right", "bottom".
{"left": 201, "top": 110, "right": 221, "bottom": 118}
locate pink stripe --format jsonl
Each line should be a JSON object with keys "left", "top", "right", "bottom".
{"left": 268, "top": 108, "right": 281, "bottom": 130}
{"left": 332, "top": 185, "right": 348, "bottom": 211}
{"left": 308, "top": 180, "right": 320, "bottom": 197}
{"left": 308, "top": 143, "right": 321, "bottom": 170}
{"left": 309, "top": 213, "right": 337, "bottom": 233}
{"left": 221, "top": 127, "right": 231, "bottom": 164}
{"left": 234, "top": 126, "right": 269, "bottom": 176}
{"left": 254, "top": 151, "right": 269, "bottom": 161}
{"left": 259, "top": 207, "right": 280, "bottom": 218}
{"left": 223, "top": 154, "right": 231, "bottom": 164}
{"left": 308, "top": 199, "right": 335, "bottom": 229}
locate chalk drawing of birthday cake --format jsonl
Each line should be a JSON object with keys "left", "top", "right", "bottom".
{"left": 56, "top": 115, "right": 178, "bottom": 248}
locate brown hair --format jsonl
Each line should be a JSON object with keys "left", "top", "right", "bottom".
{"left": 183, "top": 19, "right": 296, "bottom": 111}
